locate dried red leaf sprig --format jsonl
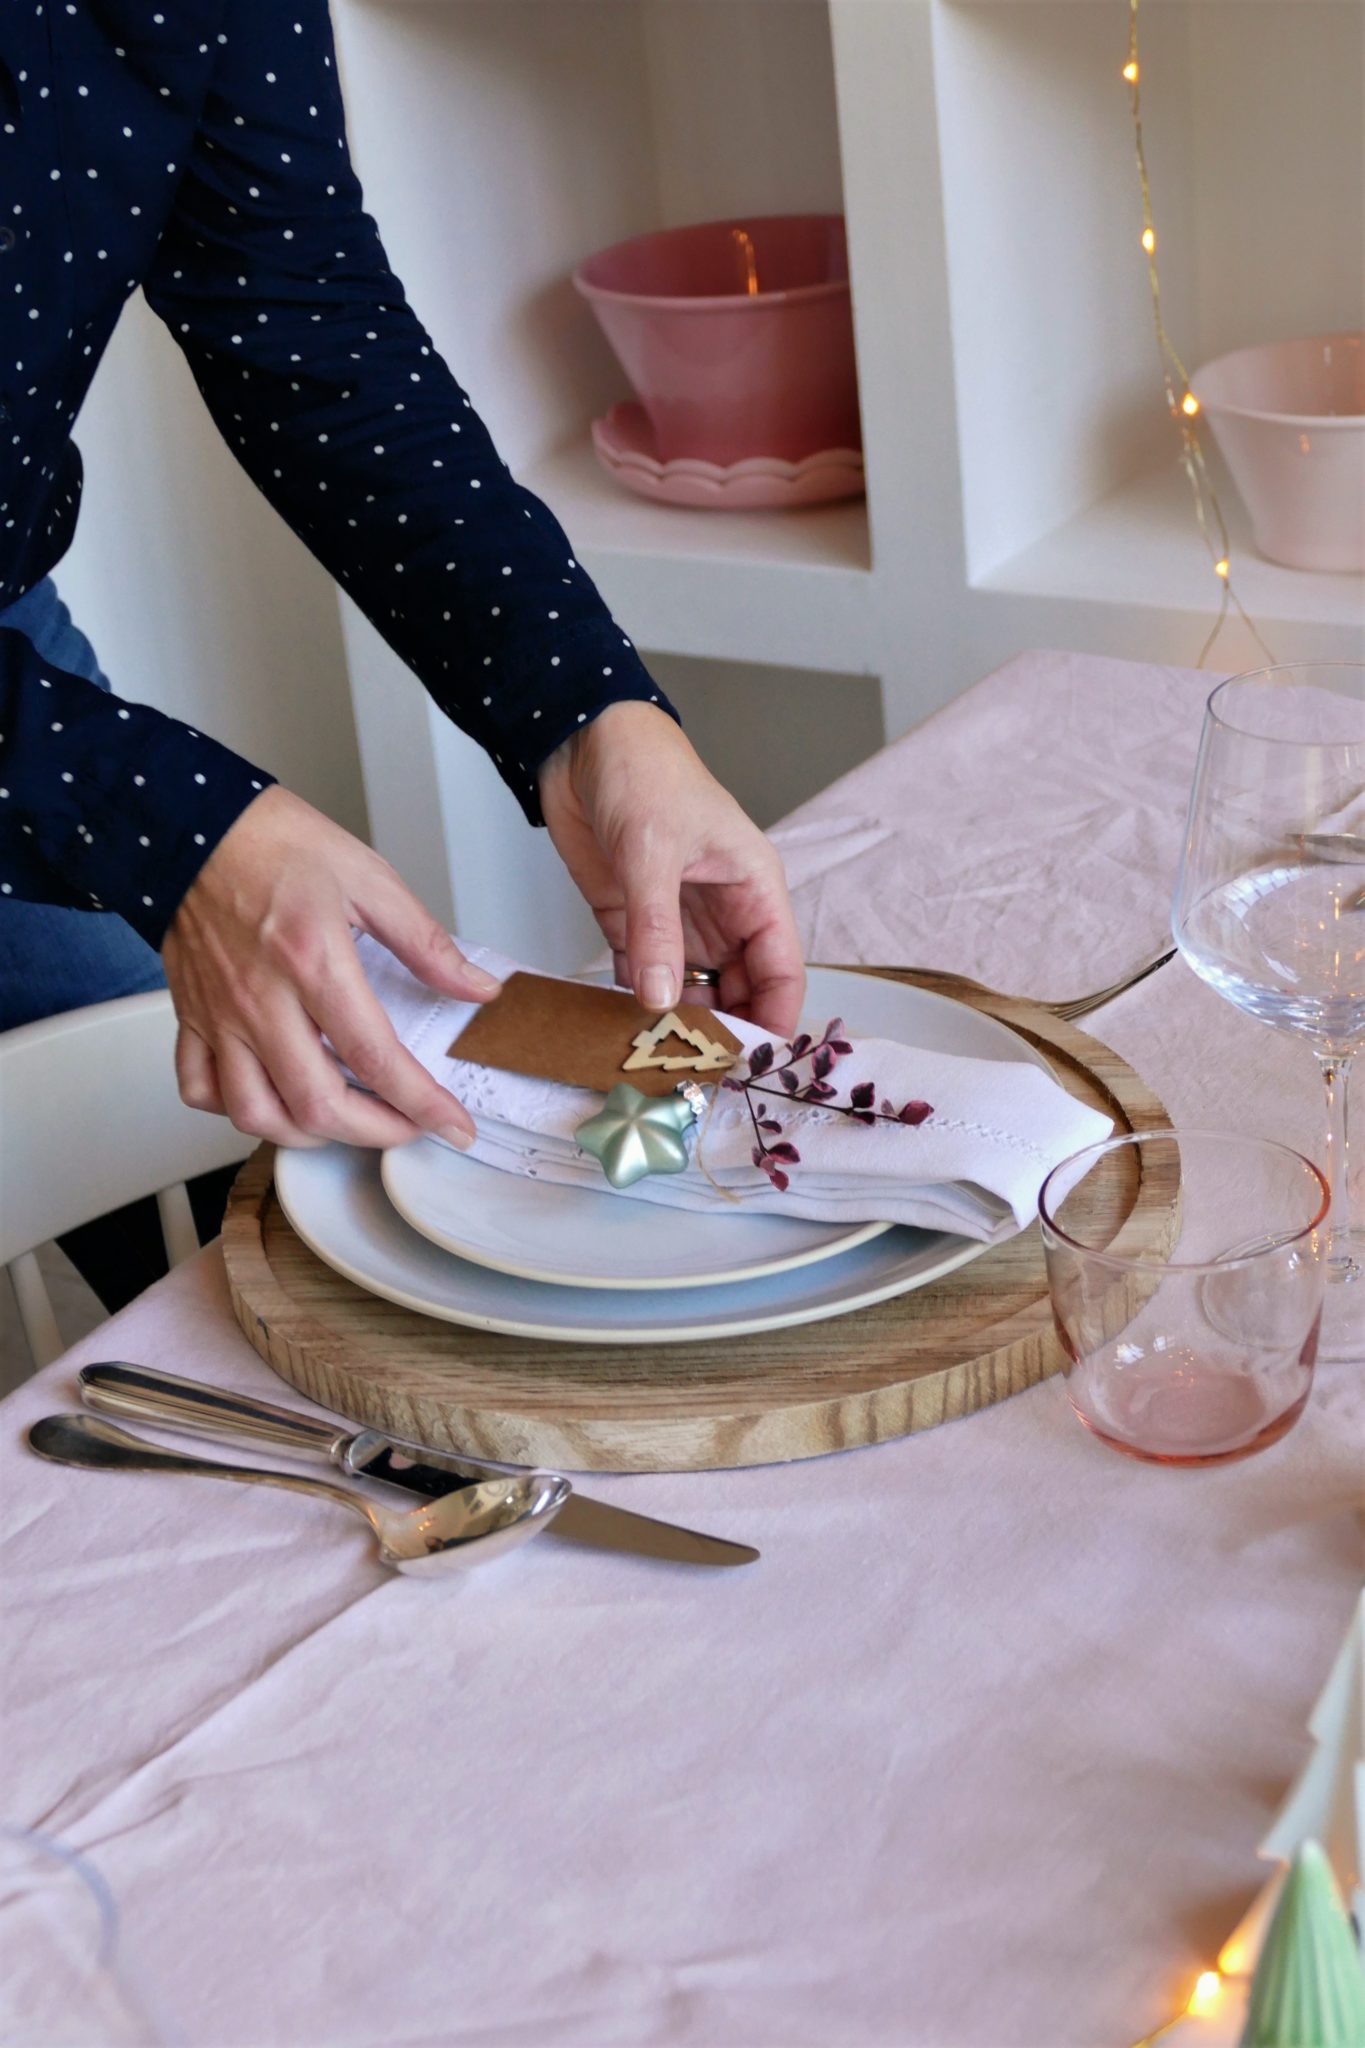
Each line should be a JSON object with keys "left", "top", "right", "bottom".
{"left": 721, "top": 1018, "right": 933, "bottom": 1193}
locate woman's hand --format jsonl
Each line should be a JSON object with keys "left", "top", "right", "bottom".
{"left": 539, "top": 702, "right": 805, "bottom": 1035}
{"left": 162, "top": 786, "right": 499, "bottom": 1148}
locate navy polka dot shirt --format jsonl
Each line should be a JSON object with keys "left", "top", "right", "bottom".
{"left": 0, "top": 1, "right": 674, "bottom": 948}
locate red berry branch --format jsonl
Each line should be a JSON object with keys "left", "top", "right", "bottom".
{"left": 721, "top": 1018, "right": 933, "bottom": 1193}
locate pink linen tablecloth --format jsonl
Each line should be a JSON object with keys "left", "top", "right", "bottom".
{"left": 4, "top": 650, "right": 1363, "bottom": 2048}
{"left": 770, "top": 647, "right": 1216, "bottom": 1002}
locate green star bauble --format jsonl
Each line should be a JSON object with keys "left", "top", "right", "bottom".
{"left": 574, "top": 1084, "right": 696, "bottom": 1189}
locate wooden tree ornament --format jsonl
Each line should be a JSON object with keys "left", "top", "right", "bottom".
{"left": 622, "top": 1011, "right": 737, "bottom": 1075}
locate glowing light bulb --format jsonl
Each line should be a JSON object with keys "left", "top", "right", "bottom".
{"left": 1181, "top": 392, "right": 1200, "bottom": 417}
{"left": 1122, "top": 60, "right": 1139, "bottom": 82}
{"left": 1141, "top": 227, "right": 1156, "bottom": 254}
{"left": 1187, "top": 1971, "right": 1222, "bottom": 2016}
{"left": 1214, "top": 558, "right": 1230, "bottom": 580}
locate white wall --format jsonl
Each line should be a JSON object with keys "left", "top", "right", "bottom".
{"left": 1189, "top": 4, "right": 1365, "bottom": 364}
{"left": 653, "top": 654, "right": 884, "bottom": 832}
{"left": 56, "top": 296, "right": 367, "bottom": 838}
{"left": 934, "top": 1, "right": 1197, "bottom": 584}
{"left": 642, "top": 0, "right": 844, "bottom": 228}
{"left": 335, "top": 0, "right": 658, "bottom": 478}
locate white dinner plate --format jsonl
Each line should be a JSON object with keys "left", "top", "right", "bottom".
{"left": 380, "top": 1145, "right": 890, "bottom": 1291}
{"left": 274, "top": 969, "right": 1056, "bottom": 1345}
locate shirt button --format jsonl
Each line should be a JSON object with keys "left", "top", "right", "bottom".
{"left": 0, "top": 228, "right": 15, "bottom": 253}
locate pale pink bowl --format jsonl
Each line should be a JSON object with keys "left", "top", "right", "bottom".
{"left": 574, "top": 215, "right": 860, "bottom": 466}
{"left": 1193, "top": 333, "right": 1365, "bottom": 573}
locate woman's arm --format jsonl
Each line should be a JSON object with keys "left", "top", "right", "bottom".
{"left": 0, "top": 623, "right": 269, "bottom": 944}
{"left": 142, "top": 0, "right": 672, "bottom": 827}
{"left": 136, "top": 0, "right": 800, "bottom": 1134}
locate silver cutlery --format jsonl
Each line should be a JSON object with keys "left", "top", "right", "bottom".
{"left": 817, "top": 949, "right": 1178, "bottom": 1023}
{"left": 28, "top": 1413, "right": 569, "bottom": 1575}
{"left": 77, "top": 1363, "right": 761, "bottom": 1569}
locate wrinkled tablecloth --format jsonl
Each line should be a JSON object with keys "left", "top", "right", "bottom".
{"left": 771, "top": 647, "right": 1210, "bottom": 1003}
{"left": 4, "top": 648, "right": 1362, "bottom": 2048}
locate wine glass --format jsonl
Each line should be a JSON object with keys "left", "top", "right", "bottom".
{"left": 1173, "top": 661, "right": 1365, "bottom": 1358}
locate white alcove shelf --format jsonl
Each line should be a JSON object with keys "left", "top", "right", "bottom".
{"left": 334, "top": 0, "right": 879, "bottom": 962}
{"left": 330, "top": 0, "right": 1364, "bottom": 964}
{"left": 936, "top": 0, "right": 1365, "bottom": 648}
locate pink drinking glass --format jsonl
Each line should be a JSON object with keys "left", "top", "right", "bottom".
{"left": 1040, "top": 1130, "right": 1328, "bottom": 1466}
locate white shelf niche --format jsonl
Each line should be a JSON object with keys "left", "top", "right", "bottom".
{"left": 333, "top": 0, "right": 873, "bottom": 962}
{"left": 523, "top": 438, "right": 873, "bottom": 675}
{"left": 336, "top": 0, "right": 868, "bottom": 674}
{"left": 981, "top": 458, "right": 1365, "bottom": 650}
{"left": 934, "top": 0, "right": 1364, "bottom": 635}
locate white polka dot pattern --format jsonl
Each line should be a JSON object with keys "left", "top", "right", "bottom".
{"left": 0, "top": 0, "right": 675, "bottom": 943}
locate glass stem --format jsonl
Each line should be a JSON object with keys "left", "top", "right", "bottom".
{"left": 1316, "top": 1049, "right": 1359, "bottom": 1281}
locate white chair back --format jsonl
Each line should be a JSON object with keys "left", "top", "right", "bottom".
{"left": 0, "top": 991, "right": 253, "bottom": 1368}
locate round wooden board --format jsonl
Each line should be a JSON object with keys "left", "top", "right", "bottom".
{"left": 222, "top": 974, "right": 1177, "bottom": 1472}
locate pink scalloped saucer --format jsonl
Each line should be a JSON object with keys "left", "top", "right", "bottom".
{"left": 591, "top": 403, "right": 865, "bottom": 511}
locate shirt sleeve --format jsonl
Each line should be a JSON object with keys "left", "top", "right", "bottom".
{"left": 0, "top": 623, "right": 273, "bottom": 946}
{"left": 141, "top": 0, "right": 675, "bottom": 828}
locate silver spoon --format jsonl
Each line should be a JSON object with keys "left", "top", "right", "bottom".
{"left": 28, "top": 1414, "right": 570, "bottom": 1575}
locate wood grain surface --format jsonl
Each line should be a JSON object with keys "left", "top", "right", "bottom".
{"left": 222, "top": 973, "right": 1177, "bottom": 1472}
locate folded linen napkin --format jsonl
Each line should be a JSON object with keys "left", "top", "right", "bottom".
{"left": 355, "top": 938, "right": 1113, "bottom": 1243}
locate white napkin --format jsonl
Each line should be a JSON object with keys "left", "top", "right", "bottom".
{"left": 356, "top": 939, "right": 1113, "bottom": 1243}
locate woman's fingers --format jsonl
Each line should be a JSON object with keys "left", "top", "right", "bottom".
{"left": 309, "top": 955, "right": 477, "bottom": 1149}
{"left": 355, "top": 866, "right": 502, "bottom": 1006}
{"left": 616, "top": 831, "right": 687, "bottom": 1014}
{"left": 716, "top": 958, "right": 753, "bottom": 1022}
{"left": 739, "top": 909, "right": 806, "bottom": 1038}
{"left": 214, "top": 1034, "right": 328, "bottom": 1150}
{"left": 173, "top": 937, "right": 478, "bottom": 1151}
{"left": 175, "top": 1023, "right": 226, "bottom": 1116}
{"left": 162, "top": 788, "right": 485, "bottom": 1152}
{"left": 184, "top": 998, "right": 466, "bottom": 1152}
{"left": 245, "top": 994, "right": 432, "bottom": 1149}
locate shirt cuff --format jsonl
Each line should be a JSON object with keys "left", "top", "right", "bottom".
{"left": 489, "top": 627, "right": 680, "bottom": 825}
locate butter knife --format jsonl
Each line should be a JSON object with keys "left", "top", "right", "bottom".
{"left": 77, "top": 1362, "right": 758, "bottom": 1568}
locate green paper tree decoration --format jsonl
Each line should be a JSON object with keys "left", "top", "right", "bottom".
{"left": 1240, "top": 1841, "right": 1365, "bottom": 2048}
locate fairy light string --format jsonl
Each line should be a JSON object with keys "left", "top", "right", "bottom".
{"left": 1129, "top": 1967, "right": 1226, "bottom": 2048}
{"left": 1125, "top": 0, "right": 1276, "bottom": 667}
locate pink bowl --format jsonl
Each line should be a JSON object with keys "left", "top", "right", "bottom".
{"left": 574, "top": 215, "right": 861, "bottom": 466}
{"left": 1193, "top": 333, "right": 1365, "bottom": 574}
